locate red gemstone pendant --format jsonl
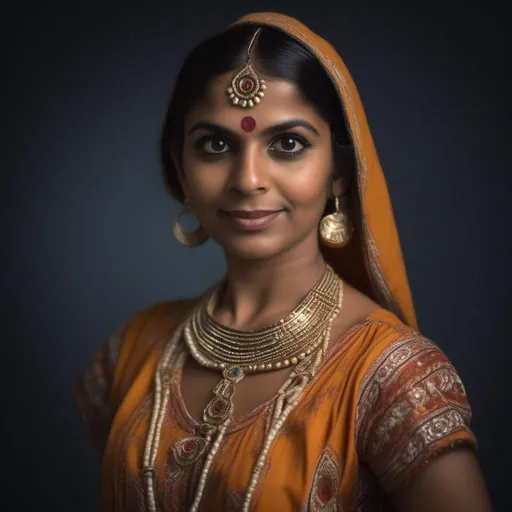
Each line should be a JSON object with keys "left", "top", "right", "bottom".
{"left": 182, "top": 440, "right": 196, "bottom": 453}
{"left": 240, "top": 77, "right": 255, "bottom": 92}
{"left": 171, "top": 436, "right": 207, "bottom": 466}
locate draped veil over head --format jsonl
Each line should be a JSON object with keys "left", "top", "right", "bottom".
{"left": 161, "top": 12, "right": 418, "bottom": 329}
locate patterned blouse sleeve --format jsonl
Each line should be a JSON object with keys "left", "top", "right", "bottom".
{"left": 73, "top": 323, "right": 126, "bottom": 451}
{"left": 356, "top": 334, "right": 478, "bottom": 492}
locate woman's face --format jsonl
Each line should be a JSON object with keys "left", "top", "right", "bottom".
{"left": 179, "top": 72, "right": 335, "bottom": 260}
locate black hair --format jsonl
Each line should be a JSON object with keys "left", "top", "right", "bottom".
{"left": 161, "top": 24, "right": 353, "bottom": 202}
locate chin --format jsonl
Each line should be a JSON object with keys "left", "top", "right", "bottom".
{"left": 216, "top": 235, "right": 291, "bottom": 261}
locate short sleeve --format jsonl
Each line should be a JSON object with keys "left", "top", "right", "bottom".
{"left": 356, "top": 334, "right": 477, "bottom": 492}
{"left": 73, "top": 299, "right": 198, "bottom": 451}
{"left": 74, "top": 323, "right": 126, "bottom": 451}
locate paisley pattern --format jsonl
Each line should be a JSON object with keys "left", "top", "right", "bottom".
{"left": 75, "top": 307, "right": 477, "bottom": 511}
{"left": 304, "top": 447, "right": 342, "bottom": 511}
{"left": 356, "top": 334, "right": 476, "bottom": 491}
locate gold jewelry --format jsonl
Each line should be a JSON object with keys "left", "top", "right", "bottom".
{"left": 172, "top": 200, "right": 208, "bottom": 247}
{"left": 142, "top": 266, "right": 344, "bottom": 512}
{"left": 226, "top": 28, "right": 266, "bottom": 108}
{"left": 319, "top": 196, "right": 354, "bottom": 248}
{"left": 185, "top": 264, "right": 341, "bottom": 372}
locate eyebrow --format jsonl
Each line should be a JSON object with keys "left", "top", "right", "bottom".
{"left": 186, "top": 119, "right": 320, "bottom": 138}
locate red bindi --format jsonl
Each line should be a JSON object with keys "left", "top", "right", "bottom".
{"left": 241, "top": 116, "right": 256, "bottom": 132}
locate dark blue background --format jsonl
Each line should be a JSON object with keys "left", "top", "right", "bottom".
{"left": 2, "top": 1, "right": 509, "bottom": 510}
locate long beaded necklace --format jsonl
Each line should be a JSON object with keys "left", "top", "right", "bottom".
{"left": 142, "top": 264, "right": 343, "bottom": 511}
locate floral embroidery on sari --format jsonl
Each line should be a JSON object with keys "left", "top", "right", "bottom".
{"left": 356, "top": 333, "right": 476, "bottom": 491}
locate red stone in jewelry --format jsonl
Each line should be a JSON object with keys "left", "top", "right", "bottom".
{"left": 182, "top": 440, "right": 196, "bottom": 453}
{"left": 172, "top": 436, "right": 207, "bottom": 466}
{"left": 241, "top": 116, "right": 256, "bottom": 132}
{"left": 239, "top": 77, "right": 255, "bottom": 92}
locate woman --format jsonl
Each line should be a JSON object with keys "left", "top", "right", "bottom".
{"left": 75, "top": 12, "right": 493, "bottom": 511}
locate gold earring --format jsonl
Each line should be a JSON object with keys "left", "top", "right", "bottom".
{"left": 319, "top": 196, "right": 354, "bottom": 248}
{"left": 173, "top": 200, "right": 208, "bottom": 247}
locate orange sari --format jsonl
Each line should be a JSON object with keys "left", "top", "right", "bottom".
{"left": 75, "top": 13, "right": 477, "bottom": 511}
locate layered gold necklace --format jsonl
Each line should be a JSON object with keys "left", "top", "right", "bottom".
{"left": 142, "top": 264, "right": 343, "bottom": 512}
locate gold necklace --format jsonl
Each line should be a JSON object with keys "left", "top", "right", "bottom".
{"left": 185, "top": 264, "right": 341, "bottom": 372}
{"left": 142, "top": 266, "right": 343, "bottom": 512}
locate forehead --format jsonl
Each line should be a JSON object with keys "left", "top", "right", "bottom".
{"left": 185, "top": 72, "right": 329, "bottom": 133}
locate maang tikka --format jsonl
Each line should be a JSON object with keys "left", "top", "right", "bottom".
{"left": 226, "top": 28, "right": 266, "bottom": 108}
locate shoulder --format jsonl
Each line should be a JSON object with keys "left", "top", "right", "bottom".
{"left": 111, "top": 296, "right": 199, "bottom": 384}
{"left": 353, "top": 310, "right": 477, "bottom": 493}
{"left": 356, "top": 320, "right": 464, "bottom": 424}
{"left": 356, "top": 308, "right": 461, "bottom": 404}
{"left": 118, "top": 297, "right": 199, "bottom": 351}
{"left": 338, "top": 279, "right": 437, "bottom": 375}
{"left": 74, "top": 296, "right": 199, "bottom": 444}
{"left": 355, "top": 307, "right": 467, "bottom": 430}
{"left": 125, "top": 296, "right": 199, "bottom": 333}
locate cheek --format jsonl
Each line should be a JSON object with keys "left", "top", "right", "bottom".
{"left": 278, "top": 154, "right": 331, "bottom": 210}
{"left": 182, "top": 158, "right": 227, "bottom": 205}
{"left": 285, "top": 173, "right": 328, "bottom": 205}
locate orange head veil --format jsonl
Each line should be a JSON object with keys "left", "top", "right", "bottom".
{"left": 162, "top": 12, "right": 418, "bottom": 329}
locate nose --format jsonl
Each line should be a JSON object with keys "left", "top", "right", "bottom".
{"left": 227, "top": 145, "right": 269, "bottom": 196}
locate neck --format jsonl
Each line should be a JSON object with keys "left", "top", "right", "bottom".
{"left": 214, "top": 236, "right": 327, "bottom": 330}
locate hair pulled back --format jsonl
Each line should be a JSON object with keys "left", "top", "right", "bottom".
{"left": 161, "top": 24, "right": 352, "bottom": 202}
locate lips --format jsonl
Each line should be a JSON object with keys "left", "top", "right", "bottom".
{"left": 220, "top": 209, "right": 283, "bottom": 232}
{"left": 222, "top": 210, "right": 282, "bottom": 219}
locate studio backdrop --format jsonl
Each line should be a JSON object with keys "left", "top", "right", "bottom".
{"left": 2, "top": 1, "right": 509, "bottom": 510}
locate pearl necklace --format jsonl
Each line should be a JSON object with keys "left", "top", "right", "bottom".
{"left": 142, "top": 266, "right": 343, "bottom": 511}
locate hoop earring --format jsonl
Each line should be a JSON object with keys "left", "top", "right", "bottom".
{"left": 319, "top": 196, "right": 354, "bottom": 248}
{"left": 173, "top": 201, "right": 208, "bottom": 248}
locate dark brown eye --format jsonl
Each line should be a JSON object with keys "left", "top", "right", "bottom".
{"left": 201, "top": 137, "right": 230, "bottom": 154}
{"left": 281, "top": 138, "right": 298, "bottom": 151}
{"left": 211, "top": 139, "right": 226, "bottom": 151}
{"left": 270, "top": 136, "right": 307, "bottom": 154}
{"left": 211, "top": 139, "right": 226, "bottom": 153}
